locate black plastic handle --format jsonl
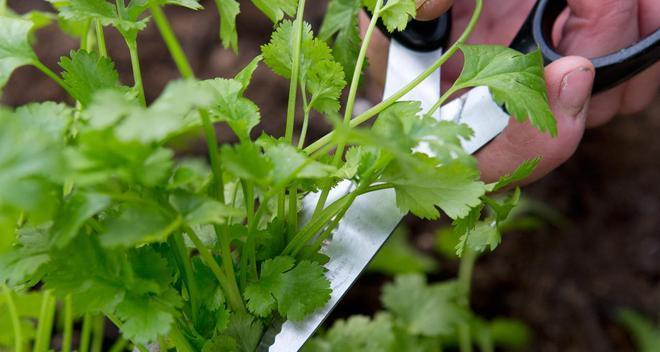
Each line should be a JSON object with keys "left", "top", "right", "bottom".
{"left": 380, "top": 14, "right": 452, "bottom": 52}
{"left": 372, "top": 9, "right": 452, "bottom": 52}
{"left": 511, "top": 0, "right": 660, "bottom": 94}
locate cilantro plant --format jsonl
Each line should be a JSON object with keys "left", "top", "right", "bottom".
{"left": 0, "top": 0, "right": 555, "bottom": 350}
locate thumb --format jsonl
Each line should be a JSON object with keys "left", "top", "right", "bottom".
{"left": 476, "top": 56, "right": 595, "bottom": 184}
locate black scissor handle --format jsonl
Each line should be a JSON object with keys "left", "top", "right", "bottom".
{"left": 381, "top": 13, "right": 452, "bottom": 52}
{"left": 372, "top": 9, "right": 452, "bottom": 52}
{"left": 512, "top": 0, "right": 660, "bottom": 94}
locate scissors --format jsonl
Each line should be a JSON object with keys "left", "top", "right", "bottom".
{"left": 258, "top": 0, "right": 660, "bottom": 350}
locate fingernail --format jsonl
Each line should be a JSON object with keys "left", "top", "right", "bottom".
{"left": 416, "top": 0, "right": 428, "bottom": 9}
{"left": 559, "top": 67, "right": 594, "bottom": 118}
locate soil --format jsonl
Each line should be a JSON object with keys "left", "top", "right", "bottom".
{"left": 4, "top": 1, "right": 659, "bottom": 351}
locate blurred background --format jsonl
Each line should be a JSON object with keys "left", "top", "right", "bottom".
{"left": 3, "top": 0, "right": 659, "bottom": 351}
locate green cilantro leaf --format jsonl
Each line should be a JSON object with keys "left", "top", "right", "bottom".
{"left": 215, "top": 0, "right": 240, "bottom": 53}
{"left": 204, "top": 78, "right": 261, "bottom": 140}
{"left": 221, "top": 312, "right": 264, "bottom": 352}
{"left": 99, "top": 204, "right": 179, "bottom": 248}
{"left": 162, "top": 0, "right": 203, "bottom": 10}
{"left": 55, "top": 0, "right": 149, "bottom": 40}
{"left": 306, "top": 60, "right": 346, "bottom": 113}
{"left": 319, "top": 0, "right": 361, "bottom": 80}
{"left": 381, "top": 274, "right": 468, "bottom": 336}
{"left": 170, "top": 191, "right": 243, "bottom": 225}
{"left": 15, "top": 102, "right": 73, "bottom": 139}
{"left": 303, "top": 314, "right": 395, "bottom": 352}
{"left": 50, "top": 191, "right": 111, "bottom": 248}
{"left": 113, "top": 79, "right": 217, "bottom": 142}
{"left": 245, "top": 257, "right": 330, "bottom": 321}
{"left": 455, "top": 220, "right": 501, "bottom": 256}
{"left": 203, "top": 335, "right": 238, "bottom": 352}
{"left": 490, "top": 158, "right": 540, "bottom": 191}
{"left": 262, "top": 141, "right": 336, "bottom": 184}
{"left": 0, "top": 18, "right": 37, "bottom": 89}
{"left": 617, "top": 309, "right": 660, "bottom": 352}
{"left": 220, "top": 142, "right": 273, "bottom": 185}
{"left": 234, "top": 56, "right": 262, "bottom": 95}
{"left": 251, "top": 0, "right": 297, "bottom": 23}
{"left": 383, "top": 158, "right": 486, "bottom": 220}
{"left": 276, "top": 260, "right": 331, "bottom": 321}
{"left": 58, "top": 50, "right": 125, "bottom": 106}
{"left": 244, "top": 256, "right": 295, "bottom": 317}
{"left": 114, "top": 294, "right": 175, "bottom": 345}
{"left": 364, "top": 0, "right": 416, "bottom": 32}
{"left": 262, "top": 20, "right": 346, "bottom": 114}
{"left": 454, "top": 45, "right": 556, "bottom": 136}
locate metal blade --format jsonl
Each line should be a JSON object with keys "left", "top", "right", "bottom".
{"left": 383, "top": 39, "right": 443, "bottom": 119}
{"left": 259, "top": 45, "right": 510, "bottom": 351}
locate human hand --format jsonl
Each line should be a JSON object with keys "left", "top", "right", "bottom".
{"left": 364, "top": 0, "right": 660, "bottom": 183}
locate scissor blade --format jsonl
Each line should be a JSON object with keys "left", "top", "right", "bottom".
{"left": 383, "top": 39, "right": 443, "bottom": 118}
{"left": 258, "top": 182, "right": 401, "bottom": 352}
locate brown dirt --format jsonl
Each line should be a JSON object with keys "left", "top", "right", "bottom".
{"left": 4, "top": 1, "right": 659, "bottom": 351}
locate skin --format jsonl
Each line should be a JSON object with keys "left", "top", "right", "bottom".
{"left": 366, "top": 0, "right": 660, "bottom": 183}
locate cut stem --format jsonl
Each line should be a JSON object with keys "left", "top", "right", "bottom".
{"left": 150, "top": 3, "right": 195, "bottom": 79}
{"left": 2, "top": 285, "right": 22, "bottom": 352}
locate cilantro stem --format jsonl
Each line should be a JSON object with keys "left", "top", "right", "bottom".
{"left": 297, "top": 88, "right": 311, "bottom": 149}
{"left": 108, "top": 338, "right": 128, "bottom": 352}
{"left": 1, "top": 285, "right": 22, "bottom": 352}
{"left": 33, "top": 61, "right": 75, "bottom": 98}
{"left": 34, "top": 291, "right": 56, "bottom": 352}
{"left": 300, "top": 156, "right": 388, "bottom": 257}
{"left": 80, "top": 20, "right": 92, "bottom": 51}
{"left": 239, "top": 181, "right": 257, "bottom": 289}
{"left": 168, "top": 325, "right": 194, "bottom": 352}
{"left": 304, "top": 0, "right": 484, "bottom": 155}
{"left": 170, "top": 233, "right": 200, "bottom": 322}
{"left": 426, "top": 86, "right": 459, "bottom": 117}
{"left": 313, "top": 0, "right": 383, "bottom": 214}
{"left": 91, "top": 315, "right": 105, "bottom": 352}
{"left": 95, "top": 21, "right": 107, "bottom": 57}
{"left": 79, "top": 314, "right": 92, "bottom": 352}
{"left": 150, "top": 3, "right": 195, "bottom": 79}
{"left": 0, "top": 0, "right": 6, "bottom": 16}
{"left": 200, "top": 109, "right": 225, "bottom": 203}
{"left": 61, "top": 295, "right": 74, "bottom": 352}
{"left": 288, "top": 185, "right": 298, "bottom": 234}
{"left": 457, "top": 248, "right": 477, "bottom": 352}
{"left": 185, "top": 225, "right": 246, "bottom": 313}
{"left": 360, "top": 182, "right": 394, "bottom": 194}
{"left": 126, "top": 39, "right": 146, "bottom": 106}
{"left": 284, "top": 0, "right": 307, "bottom": 144}
{"left": 200, "top": 108, "right": 242, "bottom": 303}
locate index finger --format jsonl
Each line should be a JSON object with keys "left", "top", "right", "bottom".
{"left": 416, "top": 0, "right": 453, "bottom": 21}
